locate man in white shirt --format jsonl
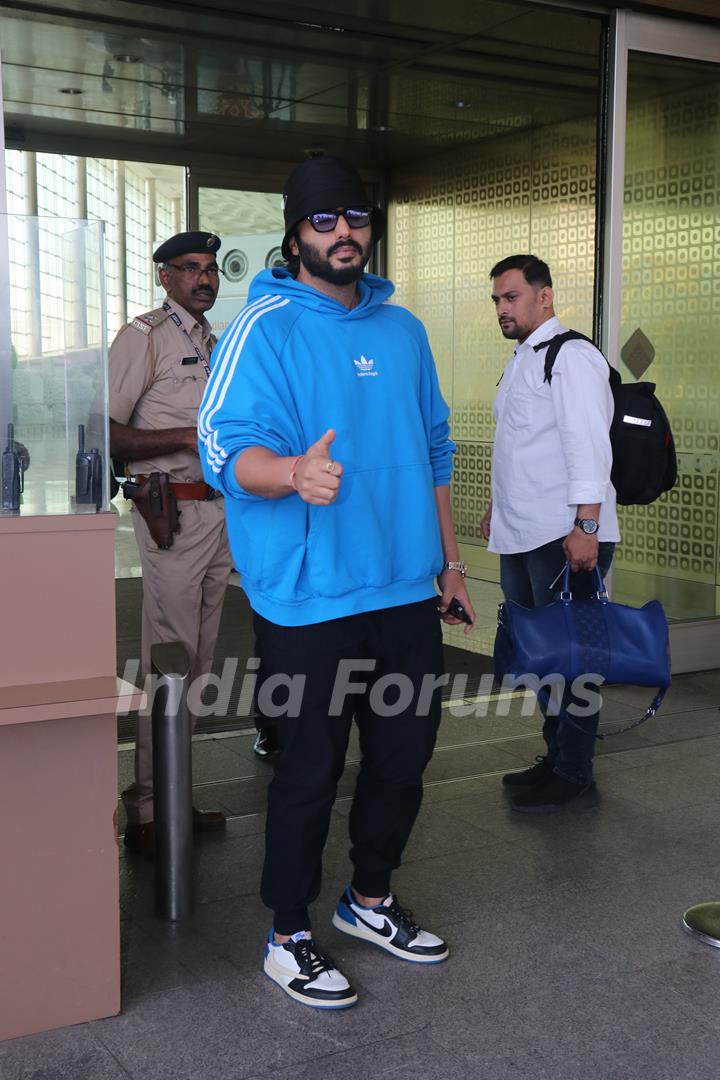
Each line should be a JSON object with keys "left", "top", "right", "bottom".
{"left": 482, "top": 254, "right": 620, "bottom": 812}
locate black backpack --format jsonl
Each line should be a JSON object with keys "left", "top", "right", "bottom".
{"left": 534, "top": 330, "right": 677, "bottom": 506}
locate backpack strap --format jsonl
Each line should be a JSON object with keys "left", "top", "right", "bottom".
{"left": 533, "top": 330, "right": 594, "bottom": 384}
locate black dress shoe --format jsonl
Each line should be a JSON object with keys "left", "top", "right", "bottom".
{"left": 123, "top": 822, "right": 155, "bottom": 857}
{"left": 192, "top": 807, "right": 226, "bottom": 832}
{"left": 124, "top": 807, "right": 226, "bottom": 857}
{"left": 501, "top": 756, "right": 554, "bottom": 792}
{"left": 253, "top": 727, "right": 281, "bottom": 760}
{"left": 511, "top": 775, "right": 598, "bottom": 814}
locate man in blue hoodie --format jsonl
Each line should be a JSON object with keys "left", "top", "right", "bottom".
{"left": 198, "top": 155, "right": 474, "bottom": 1009}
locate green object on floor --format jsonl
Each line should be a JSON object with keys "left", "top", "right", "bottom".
{"left": 682, "top": 902, "right": 720, "bottom": 947}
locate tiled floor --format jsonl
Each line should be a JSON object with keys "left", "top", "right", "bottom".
{"left": 5, "top": 668, "right": 720, "bottom": 1079}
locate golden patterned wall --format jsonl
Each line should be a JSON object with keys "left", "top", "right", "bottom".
{"left": 389, "top": 116, "right": 597, "bottom": 551}
{"left": 388, "top": 73, "right": 720, "bottom": 620}
{"left": 616, "top": 74, "right": 720, "bottom": 618}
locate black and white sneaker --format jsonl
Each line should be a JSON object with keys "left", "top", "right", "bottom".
{"left": 332, "top": 886, "right": 448, "bottom": 963}
{"left": 263, "top": 930, "right": 358, "bottom": 1009}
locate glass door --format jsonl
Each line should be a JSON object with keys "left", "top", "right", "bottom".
{"left": 187, "top": 174, "right": 285, "bottom": 340}
{"left": 603, "top": 12, "right": 720, "bottom": 673}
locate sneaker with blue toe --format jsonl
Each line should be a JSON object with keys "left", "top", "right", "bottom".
{"left": 263, "top": 930, "right": 358, "bottom": 1009}
{"left": 332, "top": 886, "right": 449, "bottom": 963}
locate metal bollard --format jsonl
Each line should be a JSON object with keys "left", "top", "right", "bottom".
{"left": 151, "top": 642, "right": 193, "bottom": 921}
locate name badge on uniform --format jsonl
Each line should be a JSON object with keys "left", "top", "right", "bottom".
{"left": 181, "top": 357, "right": 199, "bottom": 365}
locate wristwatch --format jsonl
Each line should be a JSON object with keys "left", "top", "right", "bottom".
{"left": 443, "top": 560, "right": 467, "bottom": 576}
{"left": 574, "top": 517, "right": 600, "bottom": 535}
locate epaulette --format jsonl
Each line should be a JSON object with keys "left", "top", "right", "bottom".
{"left": 128, "top": 307, "right": 170, "bottom": 336}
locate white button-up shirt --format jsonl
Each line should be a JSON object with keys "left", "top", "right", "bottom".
{"left": 488, "top": 315, "right": 620, "bottom": 555}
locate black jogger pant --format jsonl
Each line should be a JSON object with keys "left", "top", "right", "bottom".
{"left": 253, "top": 597, "right": 444, "bottom": 935}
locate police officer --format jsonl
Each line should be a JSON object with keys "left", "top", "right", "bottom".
{"left": 109, "top": 231, "right": 234, "bottom": 856}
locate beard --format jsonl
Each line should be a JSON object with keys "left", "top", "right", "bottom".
{"left": 296, "top": 234, "right": 370, "bottom": 286}
{"left": 498, "top": 320, "right": 521, "bottom": 340}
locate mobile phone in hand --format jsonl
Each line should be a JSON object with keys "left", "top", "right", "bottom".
{"left": 439, "top": 597, "right": 473, "bottom": 625}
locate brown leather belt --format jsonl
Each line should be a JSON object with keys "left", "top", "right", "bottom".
{"left": 133, "top": 475, "right": 219, "bottom": 501}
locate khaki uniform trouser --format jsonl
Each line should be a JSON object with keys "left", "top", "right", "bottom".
{"left": 122, "top": 498, "right": 233, "bottom": 825}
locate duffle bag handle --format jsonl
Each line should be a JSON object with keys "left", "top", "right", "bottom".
{"left": 558, "top": 561, "right": 609, "bottom": 603}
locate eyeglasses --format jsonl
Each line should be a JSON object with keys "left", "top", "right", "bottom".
{"left": 306, "top": 207, "right": 372, "bottom": 233}
{"left": 164, "top": 262, "right": 224, "bottom": 278}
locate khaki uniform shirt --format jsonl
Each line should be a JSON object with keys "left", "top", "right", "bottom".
{"left": 108, "top": 300, "right": 215, "bottom": 482}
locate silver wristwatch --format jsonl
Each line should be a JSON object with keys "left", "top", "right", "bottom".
{"left": 443, "top": 560, "right": 467, "bottom": 576}
{"left": 574, "top": 517, "right": 600, "bottom": 535}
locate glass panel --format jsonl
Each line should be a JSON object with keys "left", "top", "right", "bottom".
{"left": 614, "top": 53, "right": 720, "bottom": 621}
{"left": 388, "top": 108, "right": 600, "bottom": 655}
{"left": 197, "top": 187, "right": 285, "bottom": 339}
{"left": 0, "top": 215, "right": 109, "bottom": 516}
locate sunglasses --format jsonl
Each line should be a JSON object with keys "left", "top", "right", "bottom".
{"left": 306, "top": 207, "right": 372, "bottom": 233}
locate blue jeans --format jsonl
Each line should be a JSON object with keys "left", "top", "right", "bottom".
{"left": 500, "top": 537, "right": 616, "bottom": 786}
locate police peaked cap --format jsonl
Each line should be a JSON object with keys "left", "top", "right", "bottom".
{"left": 153, "top": 231, "right": 221, "bottom": 264}
{"left": 281, "top": 155, "right": 385, "bottom": 260}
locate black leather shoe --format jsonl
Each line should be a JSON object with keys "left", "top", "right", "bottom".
{"left": 124, "top": 807, "right": 226, "bottom": 856}
{"left": 123, "top": 822, "right": 155, "bottom": 858}
{"left": 253, "top": 727, "right": 281, "bottom": 760}
{"left": 501, "top": 755, "right": 554, "bottom": 792}
{"left": 511, "top": 775, "right": 598, "bottom": 814}
{"left": 192, "top": 807, "right": 226, "bottom": 832}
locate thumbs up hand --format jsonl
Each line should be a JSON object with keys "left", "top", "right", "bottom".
{"left": 292, "top": 428, "right": 344, "bottom": 505}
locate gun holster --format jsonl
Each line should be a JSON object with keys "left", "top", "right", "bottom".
{"left": 123, "top": 472, "right": 180, "bottom": 549}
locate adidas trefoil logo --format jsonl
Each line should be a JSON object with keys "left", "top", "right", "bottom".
{"left": 353, "top": 354, "right": 378, "bottom": 377}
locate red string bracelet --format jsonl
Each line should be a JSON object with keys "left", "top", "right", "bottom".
{"left": 289, "top": 455, "right": 305, "bottom": 490}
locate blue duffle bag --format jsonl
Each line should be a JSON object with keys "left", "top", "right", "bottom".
{"left": 494, "top": 563, "right": 671, "bottom": 736}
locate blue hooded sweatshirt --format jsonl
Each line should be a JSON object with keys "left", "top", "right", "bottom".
{"left": 198, "top": 267, "right": 455, "bottom": 626}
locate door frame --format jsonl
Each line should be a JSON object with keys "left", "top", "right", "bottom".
{"left": 602, "top": 11, "right": 720, "bottom": 673}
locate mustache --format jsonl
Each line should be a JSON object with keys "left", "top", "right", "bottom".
{"left": 193, "top": 286, "right": 214, "bottom": 295}
{"left": 328, "top": 239, "right": 363, "bottom": 256}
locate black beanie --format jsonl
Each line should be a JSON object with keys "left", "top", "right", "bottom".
{"left": 281, "top": 155, "right": 385, "bottom": 260}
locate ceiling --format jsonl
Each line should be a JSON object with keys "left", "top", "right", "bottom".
{"left": 1, "top": 0, "right": 606, "bottom": 174}
{"left": 0, "top": 0, "right": 716, "bottom": 177}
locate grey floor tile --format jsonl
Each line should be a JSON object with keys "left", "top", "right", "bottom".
{"left": 193, "top": 775, "right": 272, "bottom": 817}
{"left": 598, "top": 757, "right": 720, "bottom": 812}
{"left": 120, "top": 917, "right": 238, "bottom": 1005}
{"left": 427, "top": 967, "right": 720, "bottom": 1080}
{"left": 116, "top": 747, "right": 134, "bottom": 794}
{"left": 387, "top": 842, "right": 569, "bottom": 926}
{"left": 437, "top": 783, "right": 647, "bottom": 856}
{"left": 420, "top": 742, "right": 535, "bottom": 784}
{"left": 420, "top": 772, "right": 512, "bottom": 806}
{"left": 0, "top": 1026, "right": 132, "bottom": 1080}
{"left": 192, "top": 832, "right": 265, "bottom": 904}
{"left": 599, "top": 728, "right": 720, "bottom": 769}
{"left": 556, "top": 867, "right": 720, "bottom": 967}
{"left": 187, "top": 739, "right": 262, "bottom": 785}
{"left": 92, "top": 969, "right": 423, "bottom": 1080}
{"left": 637, "top": 707, "right": 720, "bottom": 744}
{"left": 245, "top": 1030, "right": 468, "bottom": 1080}
{"left": 187, "top": 873, "right": 350, "bottom": 972}
{"left": 602, "top": 671, "right": 720, "bottom": 714}
{"left": 119, "top": 854, "right": 155, "bottom": 921}
{"left": 329, "top": 903, "right": 624, "bottom": 1026}
{"left": 320, "top": 802, "right": 502, "bottom": 882}
{"left": 224, "top": 810, "right": 267, "bottom": 838}
{"left": 640, "top": 945, "right": 720, "bottom": 1035}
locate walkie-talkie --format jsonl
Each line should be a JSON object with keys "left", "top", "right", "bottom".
{"left": 75, "top": 424, "right": 105, "bottom": 510}
{"left": 90, "top": 446, "right": 104, "bottom": 511}
{"left": 75, "top": 423, "right": 94, "bottom": 504}
{"left": 1, "top": 423, "right": 23, "bottom": 512}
